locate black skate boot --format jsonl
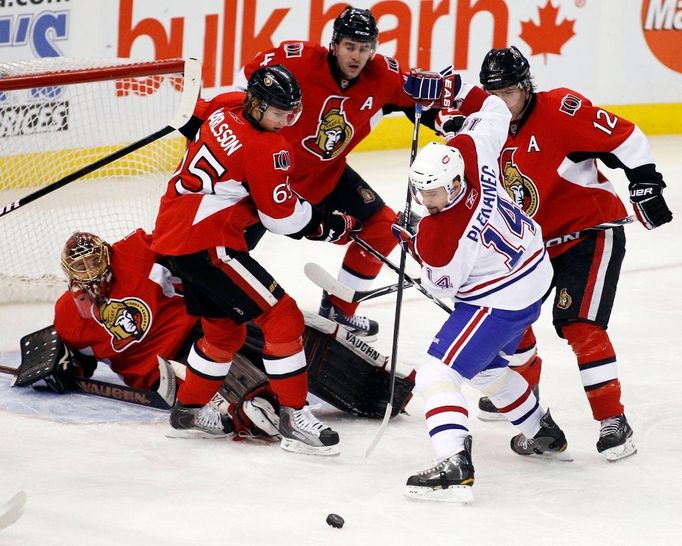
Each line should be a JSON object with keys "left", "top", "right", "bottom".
{"left": 510, "top": 409, "right": 572, "bottom": 461}
{"left": 279, "top": 405, "right": 340, "bottom": 456}
{"left": 320, "top": 290, "right": 379, "bottom": 339}
{"left": 597, "top": 413, "right": 637, "bottom": 462}
{"left": 405, "top": 436, "right": 475, "bottom": 503}
{"left": 166, "top": 402, "right": 234, "bottom": 439}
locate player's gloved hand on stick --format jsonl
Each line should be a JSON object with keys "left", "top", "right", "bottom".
{"left": 403, "top": 67, "right": 461, "bottom": 108}
{"left": 629, "top": 181, "right": 673, "bottom": 229}
{"left": 391, "top": 213, "right": 421, "bottom": 265}
{"left": 307, "top": 211, "right": 362, "bottom": 245}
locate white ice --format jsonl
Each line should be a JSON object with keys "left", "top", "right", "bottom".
{"left": 1, "top": 137, "right": 681, "bottom": 546}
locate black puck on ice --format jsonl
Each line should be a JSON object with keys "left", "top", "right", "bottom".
{"left": 326, "top": 513, "right": 345, "bottom": 528}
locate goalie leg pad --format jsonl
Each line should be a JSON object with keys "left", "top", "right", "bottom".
{"left": 303, "top": 313, "right": 414, "bottom": 418}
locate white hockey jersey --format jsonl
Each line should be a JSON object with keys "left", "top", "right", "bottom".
{"left": 415, "top": 84, "right": 553, "bottom": 311}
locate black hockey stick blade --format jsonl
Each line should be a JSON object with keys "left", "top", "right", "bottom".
{"left": 0, "top": 58, "right": 202, "bottom": 219}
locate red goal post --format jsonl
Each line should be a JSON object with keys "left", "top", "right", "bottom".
{"left": 0, "top": 57, "right": 201, "bottom": 303}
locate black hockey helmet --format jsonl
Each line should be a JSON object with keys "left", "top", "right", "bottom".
{"left": 332, "top": 6, "right": 378, "bottom": 44}
{"left": 479, "top": 46, "right": 531, "bottom": 90}
{"left": 247, "top": 64, "right": 302, "bottom": 112}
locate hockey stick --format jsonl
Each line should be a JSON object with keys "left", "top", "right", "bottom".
{"left": 0, "top": 491, "right": 26, "bottom": 531}
{"left": 365, "top": 103, "right": 425, "bottom": 458}
{"left": 544, "top": 215, "right": 635, "bottom": 248}
{"left": 0, "top": 58, "right": 202, "bottom": 219}
{"left": 349, "top": 235, "right": 453, "bottom": 314}
{"left": 304, "top": 262, "right": 413, "bottom": 304}
{"left": 0, "top": 357, "right": 176, "bottom": 410}
{"left": 318, "top": 215, "right": 639, "bottom": 307}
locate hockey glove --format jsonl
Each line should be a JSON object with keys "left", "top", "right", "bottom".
{"left": 403, "top": 67, "right": 461, "bottom": 108}
{"left": 307, "top": 211, "right": 362, "bottom": 245}
{"left": 629, "top": 181, "right": 673, "bottom": 229}
{"left": 227, "top": 384, "right": 281, "bottom": 442}
{"left": 435, "top": 108, "right": 466, "bottom": 141}
{"left": 391, "top": 220, "right": 421, "bottom": 265}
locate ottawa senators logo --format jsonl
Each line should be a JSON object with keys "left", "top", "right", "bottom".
{"left": 499, "top": 147, "right": 540, "bottom": 217}
{"left": 302, "top": 96, "right": 353, "bottom": 160}
{"left": 557, "top": 288, "right": 572, "bottom": 310}
{"left": 94, "top": 297, "right": 152, "bottom": 352}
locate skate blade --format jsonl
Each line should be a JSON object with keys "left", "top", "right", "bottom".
{"left": 404, "top": 484, "right": 474, "bottom": 504}
{"left": 516, "top": 448, "right": 574, "bottom": 462}
{"left": 165, "top": 428, "right": 231, "bottom": 440}
{"left": 280, "top": 437, "right": 340, "bottom": 457}
{"left": 477, "top": 410, "right": 506, "bottom": 422}
{"left": 601, "top": 437, "right": 637, "bottom": 462}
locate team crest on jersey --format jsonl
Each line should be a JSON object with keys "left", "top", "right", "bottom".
{"left": 284, "top": 42, "right": 304, "bottom": 58}
{"left": 499, "top": 147, "right": 540, "bottom": 217}
{"left": 557, "top": 288, "right": 572, "bottom": 309}
{"left": 273, "top": 150, "right": 291, "bottom": 170}
{"left": 94, "top": 297, "right": 152, "bottom": 352}
{"left": 302, "top": 96, "right": 354, "bottom": 160}
{"left": 559, "top": 94, "right": 582, "bottom": 116}
{"left": 384, "top": 56, "right": 399, "bottom": 73}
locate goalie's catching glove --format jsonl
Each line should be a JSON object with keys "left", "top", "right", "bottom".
{"left": 306, "top": 210, "right": 362, "bottom": 245}
{"left": 227, "top": 384, "right": 281, "bottom": 442}
{"left": 629, "top": 180, "right": 673, "bottom": 230}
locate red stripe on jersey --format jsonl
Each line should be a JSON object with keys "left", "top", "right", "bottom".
{"left": 209, "top": 248, "right": 272, "bottom": 312}
{"left": 579, "top": 231, "right": 605, "bottom": 317}
{"left": 444, "top": 307, "right": 489, "bottom": 364}
{"left": 496, "top": 384, "right": 532, "bottom": 413}
{"left": 458, "top": 247, "right": 544, "bottom": 295}
{"left": 425, "top": 405, "right": 469, "bottom": 419}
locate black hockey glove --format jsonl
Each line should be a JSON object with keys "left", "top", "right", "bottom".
{"left": 306, "top": 211, "right": 362, "bottom": 245}
{"left": 629, "top": 181, "right": 673, "bottom": 230}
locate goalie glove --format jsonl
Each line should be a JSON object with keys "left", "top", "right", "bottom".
{"left": 227, "top": 384, "right": 281, "bottom": 442}
{"left": 306, "top": 210, "right": 362, "bottom": 245}
{"left": 629, "top": 181, "right": 673, "bottom": 230}
{"left": 403, "top": 67, "right": 462, "bottom": 109}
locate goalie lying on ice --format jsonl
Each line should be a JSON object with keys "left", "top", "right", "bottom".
{"left": 11, "top": 229, "right": 414, "bottom": 424}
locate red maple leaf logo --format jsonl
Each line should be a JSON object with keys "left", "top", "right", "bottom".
{"left": 519, "top": 1, "right": 576, "bottom": 62}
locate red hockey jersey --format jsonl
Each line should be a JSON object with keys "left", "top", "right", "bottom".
{"left": 152, "top": 92, "right": 314, "bottom": 256}
{"left": 54, "top": 229, "right": 198, "bottom": 389}
{"left": 238, "top": 41, "right": 414, "bottom": 204}
{"left": 496, "top": 88, "right": 657, "bottom": 257}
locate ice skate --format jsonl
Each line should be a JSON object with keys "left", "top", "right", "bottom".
{"left": 279, "top": 405, "right": 340, "bottom": 456}
{"left": 166, "top": 402, "right": 234, "bottom": 439}
{"left": 510, "top": 409, "right": 573, "bottom": 461}
{"left": 319, "top": 291, "right": 378, "bottom": 339}
{"left": 405, "top": 436, "right": 475, "bottom": 503}
{"left": 597, "top": 413, "right": 637, "bottom": 462}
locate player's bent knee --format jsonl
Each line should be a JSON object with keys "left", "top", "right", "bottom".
{"left": 415, "top": 356, "right": 465, "bottom": 396}
{"left": 467, "top": 366, "right": 512, "bottom": 397}
{"left": 257, "top": 294, "right": 305, "bottom": 357}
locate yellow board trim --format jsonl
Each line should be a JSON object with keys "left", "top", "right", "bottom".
{"left": 355, "top": 102, "right": 682, "bottom": 152}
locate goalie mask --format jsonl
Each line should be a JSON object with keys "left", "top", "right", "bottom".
{"left": 409, "top": 142, "right": 466, "bottom": 213}
{"left": 61, "top": 232, "right": 113, "bottom": 310}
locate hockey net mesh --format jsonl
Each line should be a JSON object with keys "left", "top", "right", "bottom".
{"left": 0, "top": 58, "right": 188, "bottom": 303}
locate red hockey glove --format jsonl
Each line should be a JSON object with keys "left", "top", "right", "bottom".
{"left": 403, "top": 67, "right": 461, "bottom": 108}
{"left": 391, "top": 218, "right": 421, "bottom": 265}
{"left": 228, "top": 384, "right": 281, "bottom": 442}
{"left": 435, "top": 108, "right": 466, "bottom": 141}
{"left": 307, "top": 211, "right": 362, "bottom": 245}
{"left": 629, "top": 181, "right": 673, "bottom": 229}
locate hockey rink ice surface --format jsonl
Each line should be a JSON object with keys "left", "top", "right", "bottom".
{"left": 1, "top": 137, "right": 681, "bottom": 545}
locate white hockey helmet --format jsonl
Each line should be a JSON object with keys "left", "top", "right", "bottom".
{"left": 409, "top": 141, "right": 465, "bottom": 205}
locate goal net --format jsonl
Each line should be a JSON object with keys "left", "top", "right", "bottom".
{"left": 0, "top": 58, "right": 197, "bottom": 303}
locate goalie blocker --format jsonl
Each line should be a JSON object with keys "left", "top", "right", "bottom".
{"left": 241, "top": 312, "right": 415, "bottom": 418}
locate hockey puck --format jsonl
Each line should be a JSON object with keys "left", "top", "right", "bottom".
{"left": 326, "top": 513, "right": 344, "bottom": 528}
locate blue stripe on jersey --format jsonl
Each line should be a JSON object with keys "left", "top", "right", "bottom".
{"left": 457, "top": 249, "right": 547, "bottom": 302}
{"left": 509, "top": 398, "right": 540, "bottom": 426}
